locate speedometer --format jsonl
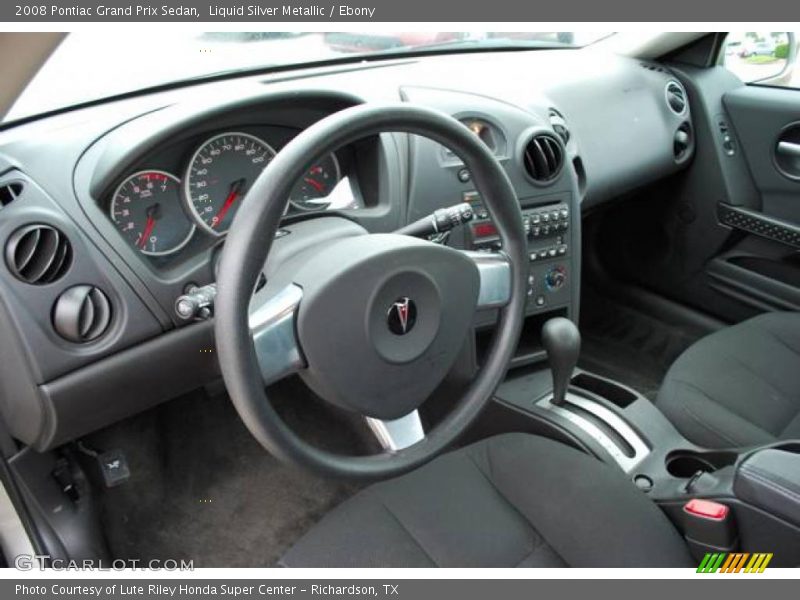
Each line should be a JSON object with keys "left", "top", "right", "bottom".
{"left": 184, "top": 132, "right": 276, "bottom": 236}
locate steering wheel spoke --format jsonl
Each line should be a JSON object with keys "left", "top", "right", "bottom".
{"left": 249, "top": 284, "right": 305, "bottom": 386}
{"left": 365, "top": 411, "right": 425, "bottom": 452}
{"left": 462, "top": 250, "right": 512, "bottom": 309}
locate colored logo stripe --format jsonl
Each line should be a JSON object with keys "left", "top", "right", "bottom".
{"left": 697, "top": 553, "right": 773, "bottom": 573}
{"left": 697, "top": 553, "right": 726, "bottom": 573}
{"left": 720, "top": 553, "right": 749, "bottom": 573}
{"left": 745, "top": 553, "right": 773, "bottom": 573}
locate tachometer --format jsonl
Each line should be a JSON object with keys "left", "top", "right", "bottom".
{"left": 184, "top": 132, "right": 276, "bottom": 236}
{"left": 110, "top": 170, "right": 195, "bottom": 256}
{"left": 288, "top": 153, "right": 342, "bottom": 211}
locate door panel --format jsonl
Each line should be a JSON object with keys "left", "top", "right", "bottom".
{"left": 724, "top": 86, "right": 800, "bottom": 213}
{"left": 709, "top": 86, "right": 800, "bottom": 314}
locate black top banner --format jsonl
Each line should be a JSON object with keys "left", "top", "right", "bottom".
{"left": 2, "top": 0, "right": 799, "bottom": 21}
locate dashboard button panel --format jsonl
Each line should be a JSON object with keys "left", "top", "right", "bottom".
{"left": 463, "top": 193, "right": 572, "bottom": 314}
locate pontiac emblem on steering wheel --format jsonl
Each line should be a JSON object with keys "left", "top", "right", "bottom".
{"left": 387, "top": 297, "right": 417, "bottom": 335}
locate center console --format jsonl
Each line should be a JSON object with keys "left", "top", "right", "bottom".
{"left": 466, "top": 192, "right": 574, "bottom": 319}
{"left": 489, "top": 318, "right": 800, "bottom": 567}
{"left": 464, "top": 191, "right": 579, "bottom": 372}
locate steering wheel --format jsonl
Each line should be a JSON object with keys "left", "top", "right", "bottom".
{"left": 215, "top": 104, "right": 527, "bottom": 480}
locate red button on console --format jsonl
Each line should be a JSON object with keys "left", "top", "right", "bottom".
{"left": 683, "top": 498, "right": 729, "bottom": 520}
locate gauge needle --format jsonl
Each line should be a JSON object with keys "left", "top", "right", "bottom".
{"left": 139, "top": 204, "right": 160, "bottom": 248}
{"left": 304, "top": 177, "right": 324, "bottom": 193}
{"left": 213, "top": 178, "right": 246, "bottom": 228}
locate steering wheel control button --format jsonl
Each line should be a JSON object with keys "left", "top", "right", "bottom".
{"left": 457, "top": 168, "right": 471, "bottom": 183}
{"left": 387, "top": 297, "right": 417, "bottom": 335}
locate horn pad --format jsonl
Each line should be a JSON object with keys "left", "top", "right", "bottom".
{"left": 293, "top": 234, "right": 479, "bottom": 420}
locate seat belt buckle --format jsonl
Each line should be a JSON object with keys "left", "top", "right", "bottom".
{"left": 682, "top": 499, "right": 738, "bottom": 559}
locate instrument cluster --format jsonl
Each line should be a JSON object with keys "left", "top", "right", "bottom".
{"left": 108, "top": 129, "right": 360, "bottom": 257}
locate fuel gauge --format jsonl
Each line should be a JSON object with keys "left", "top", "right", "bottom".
{"left": 288, "top": 153, "right": 342, "bottom": 211}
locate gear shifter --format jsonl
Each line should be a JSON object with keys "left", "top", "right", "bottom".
{"left": 541, "top": 317, "right": 581, "bottom": 406}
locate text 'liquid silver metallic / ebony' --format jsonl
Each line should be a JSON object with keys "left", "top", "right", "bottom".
{"left": 387, "top": 297, "right": 417, "bottom": 335}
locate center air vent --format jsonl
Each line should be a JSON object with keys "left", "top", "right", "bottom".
{"left": 548, "top": 108, "right": 570, "bottom": 144}
{"left": 0, "top": 182, "right": 23, "bottom": 208}
{"left": 5, "top": 224, "right": 72, "bottom": 285}
{"left": 522, "top": 133, "right": 564, "bottom": 183}
{"left": 53, "top": 285, "right": 112, "bottom": 343}
{"left": 665, "top": 81, "right": 688, "bottom": 115}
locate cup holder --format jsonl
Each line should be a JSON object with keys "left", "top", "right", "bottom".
{"left": 665, "top": 450, "right": 737, "bottom": 478}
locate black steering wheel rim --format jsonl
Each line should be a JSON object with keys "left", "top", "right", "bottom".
{"left": 215, "top": 103, "right": 527, "bottom": 480}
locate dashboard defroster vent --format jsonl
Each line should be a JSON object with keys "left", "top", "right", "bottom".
{"left": 522, "top": 133, "right": 564, "bottom": 183}
{"left": 665, "top": 81, "right": 688, "bottom": 115}
{"left": 53, "top": 285, "right": 112, "bottom": 343}
{"left": 0, "top": 182, "right": 23, "bottom": 208}
{"left": 5, "top": 224, "right": 72, "bottom": 285}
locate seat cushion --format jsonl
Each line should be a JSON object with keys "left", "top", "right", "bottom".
{"left": 280, "top": 433, "right": 692, "bottom": 567}
{"left": 657, "top": 311, "right": 800, "bottom": 449}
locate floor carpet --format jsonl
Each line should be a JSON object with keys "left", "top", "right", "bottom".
{"left": 578, "top": 291, "right": 702, "bottom": 400}
{"left": 84, "top": 382, "right": 366, "bottom": 567}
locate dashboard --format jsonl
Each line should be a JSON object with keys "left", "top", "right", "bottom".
{"left": 0, "top": 48, "right": 695, "bottom": 451}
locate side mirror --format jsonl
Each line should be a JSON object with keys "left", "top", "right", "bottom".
{"left": 721, "top": 32, "right": 798, "bottom": 87}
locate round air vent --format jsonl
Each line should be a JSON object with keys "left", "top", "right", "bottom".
{"left": 52, "top": 285, "right": 112, "bottom": 343}
{"left": 5, "top": 224, "right": 72, "bottom": 285}
{"left": 522, "top": 133, "right": 564, "bottom": 183}
{"left": 548, "top": 108, "right": 570, "bottom": 144}
{"left": 665, "top": 81, "right": 688, "bottom": 115}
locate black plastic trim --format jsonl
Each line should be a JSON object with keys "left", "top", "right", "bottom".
{"left": 718, "top": 203, "right": 800, "bottom": 248}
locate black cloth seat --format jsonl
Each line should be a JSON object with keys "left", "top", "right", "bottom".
{"left": 280, "top": 433, "right": 692, "bottom": 567}
{"left": 657, "top": 311, "right": 800, "bottom": 449}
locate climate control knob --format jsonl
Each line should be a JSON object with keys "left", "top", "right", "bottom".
{"left": 545, "top": 266, "right": 567, "bottom": 291}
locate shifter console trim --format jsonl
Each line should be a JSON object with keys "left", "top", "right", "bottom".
{"left": 538, "top": 392, "right": 651, "bottom": 473}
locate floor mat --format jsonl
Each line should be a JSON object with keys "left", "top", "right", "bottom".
{"left": 578, "top": 292, "right": 701, "bottom": 401}
{"left": 85, "top": 384, "right": 365, "bottom": 567}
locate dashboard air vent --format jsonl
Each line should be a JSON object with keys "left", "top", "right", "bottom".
{"left": 523, "top": 133, "right": 564, "bottom": 183}
{"left": 548, "top": 109, "right": 570, "bottom": 144}
{"left": 665, "top": 81, "right": 688, "bottom": 115}
{"left": 0, "top": 182, "right": 23, "bottom": 208}
{"left": 5, "top": 224, "right": 72, "bottom": 285}
{"left": 53, "top": 285, "right": 112, "bottom": 343}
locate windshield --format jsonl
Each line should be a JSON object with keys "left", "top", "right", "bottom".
{"left": 6, "top": 31, "right": 613, "bottom": 123}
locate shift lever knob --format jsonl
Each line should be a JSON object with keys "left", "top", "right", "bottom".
{"left": 541, "top": 317, "right": 581, "bottom": 406}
